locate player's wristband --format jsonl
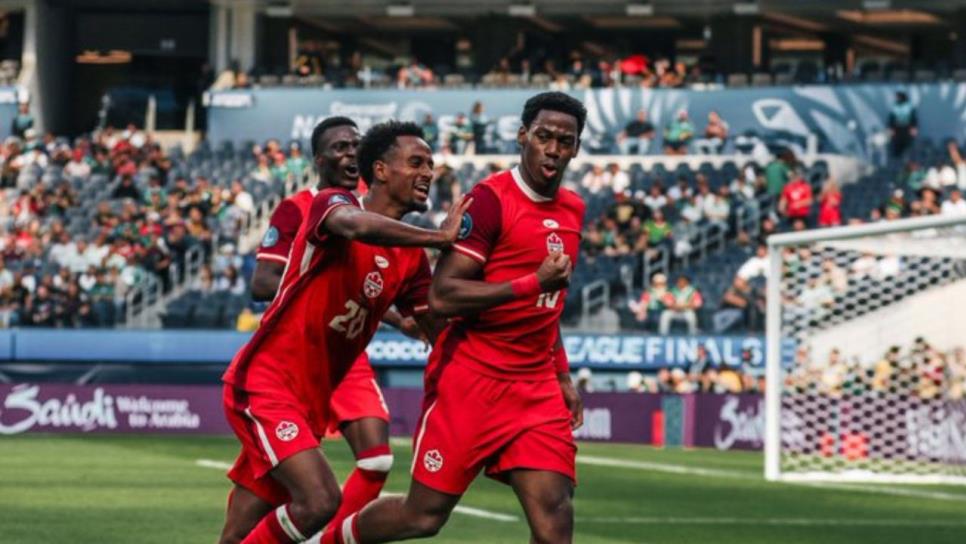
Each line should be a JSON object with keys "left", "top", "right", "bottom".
{"left": 510, "top": 273, "right": 542, "bottom": 298}
{"left": 552, "top": 343, "right": 570, "bottom": 374}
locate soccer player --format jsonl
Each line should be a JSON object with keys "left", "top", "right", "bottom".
{"left": 219, "top": 121, "right": 469, "bottom": 544}
{"left": 246, "top": 117, "right": 422, "bottom": 540}
{"left": 329, "top": 92, "right": 587, "bottom": 544}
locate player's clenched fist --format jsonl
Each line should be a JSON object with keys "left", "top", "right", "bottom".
{"left": 437, "top": 195, "right": 474, "bottom": 246}
{"left": 536, "top": 252, "right": 571, "bottom": 292}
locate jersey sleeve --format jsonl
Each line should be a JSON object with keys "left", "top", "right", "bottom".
{"left": 394, "top": 251, "right": 432, "bottom": 317}
{"left": 450, "top": 183, "right": 502, "bottom": 264}
{"left": 307, "top": 187, "right": 359, "bottom": 246}
{"left": 256, "top": 199, "right": 303, "bottom": 264}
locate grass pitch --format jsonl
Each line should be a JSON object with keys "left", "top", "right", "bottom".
{"left": 1, "top": 435, "right": 965, "bottom": 543}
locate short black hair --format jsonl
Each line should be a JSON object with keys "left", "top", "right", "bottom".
{"left": 310, "top": 116, "right": 357, "bottom": 158}
{"left": 521, "top": 92, "right": 587, "bottom": 135}
{"left": 358, "top": 121, "right": 424, "bottom": 185}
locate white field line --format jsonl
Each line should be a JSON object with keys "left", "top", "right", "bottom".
{"left": 576, "top": 517, "right": 966, "bottom": 527}
{"left": 194, "top": 459, "right": 518, "bottom": 522}
{"left": 576, "top": 455, "right": 966, "bottom": 503}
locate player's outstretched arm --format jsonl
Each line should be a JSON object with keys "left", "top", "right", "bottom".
{"left": 429, "top": 250, "right": 571, "bottom": 318}
{"left": 320, "top": 196, "right": 472, "bottom": 249}
{"left": 250, "top": 260, "right": 284, "bottom": 301}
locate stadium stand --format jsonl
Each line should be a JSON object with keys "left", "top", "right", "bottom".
{"left": 1, "top": 106, "right": 964, "bottom": 333}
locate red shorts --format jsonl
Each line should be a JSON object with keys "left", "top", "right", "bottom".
{"left": 411, "top": 362, "right": 576, "bottom": 495}
{"left": 223, "top": 384, "right": 322, "bottom": 506}
{"left": 326, "top": 352, "right": 390, "bottom": 434}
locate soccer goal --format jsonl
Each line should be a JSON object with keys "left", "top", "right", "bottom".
{"left": 764, "top": 214, "right": 966, "bottom": 485}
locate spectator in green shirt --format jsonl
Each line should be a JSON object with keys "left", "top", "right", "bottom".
{"left": 421, "top": 113, "right": 439, "bottom": 151}
{"left": 765, "top": 148, "right": 796, "bottom": 197}
{"left": 663, "top": 109, "right": 694, "bottom": 155}
{"left": 644, "top": 209, "right": 673, "bottom": 245}
{"left": 449, "top": 113, "right": 473, "bottom": 154}
{"left": 270, "top": 151, "right": 290, "bottom": 180}
{"left": 286, "top": 143, "right": 310, "bottom": 177}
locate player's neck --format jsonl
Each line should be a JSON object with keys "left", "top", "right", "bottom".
{"left": 361, "top": 190, "right": 406, "bottom": 220}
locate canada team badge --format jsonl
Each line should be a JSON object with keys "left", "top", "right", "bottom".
{"left": 275, "top": 421, "right": 299, "bottom": 442}
{"left": 423, "top": 449, "right": 444, "bottom": 472}
{"left": 546, "top": 232, "right": 564, "bottom": 254}
{"left": 364, "top": 271, "right": 384, "bottom": 298}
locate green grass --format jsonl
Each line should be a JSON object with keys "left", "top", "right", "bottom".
{"left": 1, "top": 435, "right": 965, "bottom": 543}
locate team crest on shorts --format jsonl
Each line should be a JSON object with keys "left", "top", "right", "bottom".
{"left": 364, "top": 271, "right": 384, "bottom": 298}
{"left": 275, "top": 421, "right": 299, "bottom": 442}
{"left": 546, "top": 232, "right": 564, "bottom": 254}
{"left": 423, "top": 449, "right": 443, "bottom": 472}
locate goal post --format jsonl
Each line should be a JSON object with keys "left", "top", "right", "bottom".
{"left": 765, "top": 214, "right": 966, "bottom": 485}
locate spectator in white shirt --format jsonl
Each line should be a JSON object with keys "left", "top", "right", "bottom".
{"left": 64, "top": 150, "right": 91, "bottom": 178}
{"left": 737, "top": 243, "right": 770, "bottom": 280}
{"left": 643, "top": 184, "right": 668, "bottom": 214}
{"left": 941, "top": 189, "right": 966, "bottom": 216}
{"left": 581, "top": 164, "right": 608, "bottom": 194}
{"left": 703, "top": 187, "right": 731, "bottom": 230}
{"left": 0, "top": 259, "right": 12, "bottom": 291}
{"left": 667, "top": 177, "right": 692, "bottom": 202}
{"left": 604, "top": 163, "right": 630, "bottom": 195}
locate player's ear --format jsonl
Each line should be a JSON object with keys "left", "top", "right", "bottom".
{"left": 373, "top": 159, "right": 386, "bottom": 184}
{"left": 517, "top": 125, "right": 528, "bottom": 148}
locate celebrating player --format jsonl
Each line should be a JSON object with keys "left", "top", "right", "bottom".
{"left": 219, "top": 121, "right": 468, "bottom": 544}
{"left": 244, "top": 116, "right": 422, "bottom": 541}
{"left": 329, "top": 92, "right": 587, "bottom": 544}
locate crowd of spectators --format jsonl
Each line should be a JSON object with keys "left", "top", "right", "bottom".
{"left": 789, "top": 338, "right": 966, "bottom": 401}
{"left": 0, "top": 120, "right": 313, "bottom": 329}
{"left": 576, "top": 347, "right": 764, "bottom": 395}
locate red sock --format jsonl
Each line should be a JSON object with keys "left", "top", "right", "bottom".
{"left": 321, "top": 445, "right": 391, "bottom": 544}
{"left": 333, "top": 445, "right": 392, "bottom": 524}
{"left": 321, "top": 513, "right": 360, "bottom": 544}
{"left": 241, "top": 505, "right": 308, "bottom": 544}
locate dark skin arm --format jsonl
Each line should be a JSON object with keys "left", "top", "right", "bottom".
{"left": 554, "top": 327, "right": 584, "bottom": 430}
{"left": 428, "top": 250, "right": 572, "bottom": 318}
{"left": 320, "top": 197, "right": 471, "bottom": 250}
{"left": 250, "top": 260, "right": 284, "bottom": 302}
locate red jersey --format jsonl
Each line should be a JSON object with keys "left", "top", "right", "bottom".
{"left": 782, "top": 179, "right": 813, "bottom": 218}
{"left": 223, "top": 187, "right": 431, "bottom": 428}
{"left": 255, "top": 188, "right": 317, "bottom": 267}
{"left": 430, "top": 167, "right": 584, "bottom": 380}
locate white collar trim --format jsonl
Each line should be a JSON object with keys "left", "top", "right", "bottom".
{"left": 511, "top": 166, "right": 553, "bottom": 203}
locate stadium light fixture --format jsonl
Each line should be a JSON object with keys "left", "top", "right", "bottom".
{"left": 733, "top": 2, "right": 759, "bottom": 16}
{"left": 508, "top": 3, "right": 537, "bottom": 17}
{"left": 625, "top": 3, "right": 654, "bottom": 17}
{"left": 264, "top": 2, "right": 293, "bottom": 18}
{"left": 862, "top": 0, "right": 891, "bottom": 10}
{"left": 386, "top": 3, "right": 415, "bottom": 17}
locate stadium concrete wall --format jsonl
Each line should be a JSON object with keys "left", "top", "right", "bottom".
{"left": 206, "top": 83, "right": 966, "bottom": 159}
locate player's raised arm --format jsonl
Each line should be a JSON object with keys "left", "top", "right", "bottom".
{"left": 318, "top": 193, "right": 471, "bottom": 249}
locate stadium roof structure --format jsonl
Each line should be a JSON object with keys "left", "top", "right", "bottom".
{"left": 241, "top": 1, "right": 966, "bottom": 17}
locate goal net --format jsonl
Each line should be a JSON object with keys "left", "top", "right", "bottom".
{"left": 764, "top": 214, "right": 966, "bottom": 485}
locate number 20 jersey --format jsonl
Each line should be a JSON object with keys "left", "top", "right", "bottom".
{"left": 434, "top": 166, "right": 585, "bottom": 381}
{"left": 223, "top": 187, "right": 431, "bottom": 430}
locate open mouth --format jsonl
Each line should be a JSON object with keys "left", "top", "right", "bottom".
{"left": 540, "top": 163, "right": 559, "bottom": 179}
{"left": 413, "top": 180, "right": 430, "bottom": 201}
{"left": 344, "top": 164, "right": 360, "bottom": 179}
